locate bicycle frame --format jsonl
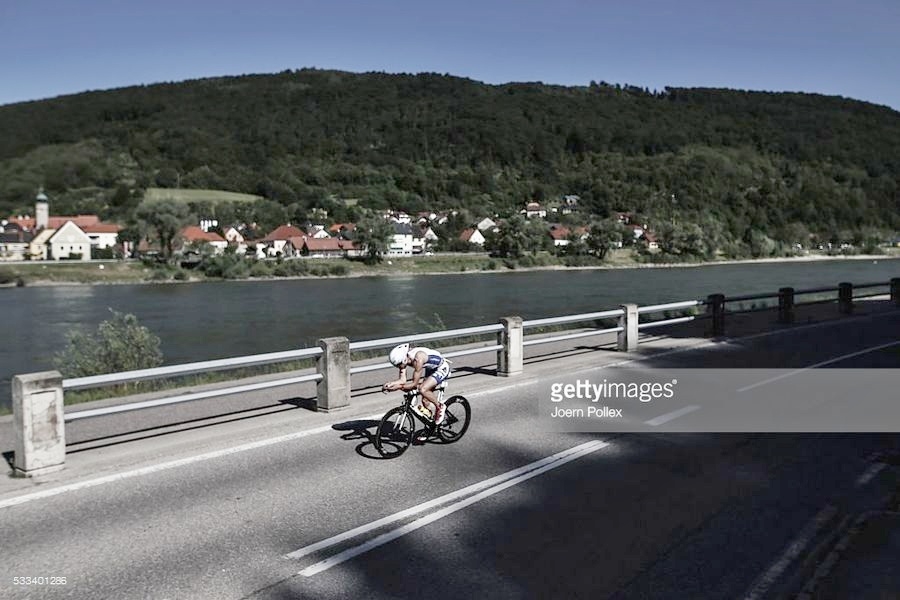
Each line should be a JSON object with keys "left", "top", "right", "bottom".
{"left": 399, "top": 387, "right": 446, "bottom": 426}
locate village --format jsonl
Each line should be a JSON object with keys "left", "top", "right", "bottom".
{"left": 0, "top": 191, "right": 660, "bottom": 263}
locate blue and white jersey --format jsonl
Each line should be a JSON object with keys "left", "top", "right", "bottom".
{"left": 407, "top": 347, "right": 444, "bottom": 370}
{"left": 407, "top": 347, "right": 451, "bottom": 384}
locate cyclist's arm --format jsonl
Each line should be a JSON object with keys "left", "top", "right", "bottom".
{"left": 399, "top": 352, "right": 427, "bottom": 392}
{"left": 383, "top": 355, "right": 415, "bottom": 392}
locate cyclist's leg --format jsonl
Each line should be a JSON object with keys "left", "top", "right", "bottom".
{"left": 418, "top": 376, "right": 440, "bottom": 413}
{"left": 420, "top": 361, "right": 450, "bottom": 411}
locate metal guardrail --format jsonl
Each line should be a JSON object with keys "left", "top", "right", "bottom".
{"left": 12, "top": 277, "right": 900, "bottom": 476}
{"left": 53, "top": 279, "right": 899, "bottom": 422}
{"left": 65, "top": 373, "right": 324, "bottom": 421}
{"left": 63, "top": 347, "right": 324, "bottom": 391}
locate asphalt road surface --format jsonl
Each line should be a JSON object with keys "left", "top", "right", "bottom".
{"left": 1, "top": 303, "right": 899, "bottom": 599}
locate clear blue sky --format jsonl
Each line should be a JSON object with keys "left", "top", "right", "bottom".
{"left": 2, "top": 0, "right": 898, "bottom": 110}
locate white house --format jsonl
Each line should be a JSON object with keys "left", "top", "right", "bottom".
{"left": 48, "top": 221, "right": 92, "bottom": 260}
{"left": 261, "top": 224, "right": 306, "bottom": 257}
{"left": 476, "top": 217, "right": 498, "bottom": 232}
{"left": 307, "top": 225, "right": 332, "bottom": 239}
{"left": 180, "top": 226, "right": 228, "bottom": 255}
{"left": 548, "top": 226, "right": 571, "bottom": 247}
{"left": 420, "top": 226, "right": 439, "bottom": 244}
{"left": 388, "top": 222, "right": 415, "bottom": 256}
{"left": 521, "top": 202, "right": 547, "bottom": 219}
{"left": 83, "top": 223, "right": 122, "bottom": 249}
{"left": 460, "top": 228, "right": 486, "bottom": 246}
{"left": 0, "top": 228, "right": 32, "bottom": 261}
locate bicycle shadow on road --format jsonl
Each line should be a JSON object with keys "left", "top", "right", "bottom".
{"left": 331, "top": 419, "right": 387, "bottom": 460}
{"left": 332, "top": 418, "right": 439, "bottom": 461}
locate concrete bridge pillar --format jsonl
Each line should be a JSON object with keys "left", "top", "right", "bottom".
{"left": 778, "top": 287, "right": 795, "bottom": 324}
{"left": 706, "top": 294, "right": 726, "bottom": 336}
{"left": 891, "top": 278, "right": 900, "bottom": 306}
{"left": 617, "top": 304, "right": 639, "bottom": 352}
{"left": 13, "top": 371, "right": 66, "bottom": 477}
{"left": 498, "top": 316, "right": 524, "bottom": 377}
{"left": 316, "top": 337, "right": 350, "bottom": 412}
{"left": 838, "top": 282, "right": 853, "bottom": 315}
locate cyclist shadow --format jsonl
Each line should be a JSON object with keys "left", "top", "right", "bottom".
{"left": 331, "top": 419, "right": 388, "bottom": 460}
{"left": 332, "top": 418, "right": 436, "bottom": 460}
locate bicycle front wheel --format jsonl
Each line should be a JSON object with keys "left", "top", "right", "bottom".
{"left": 375, "top": 407, "right": 415, "bottom": 457}
{"left": 438, "top": 395, "right": 471, "bottom": 443}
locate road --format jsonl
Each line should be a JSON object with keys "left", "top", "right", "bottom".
{"left": 1, "top": 302, "right": 899, "bottom": 599}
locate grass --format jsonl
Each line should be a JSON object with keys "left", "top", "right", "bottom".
{"left": 5, "top": 247, "right": 897, "bottom": 287}
{"left": 0, "top": 261, "right": 149, "bottom": 285}
{"left": 143, "top": 187, "right": 263, "bottom": 204}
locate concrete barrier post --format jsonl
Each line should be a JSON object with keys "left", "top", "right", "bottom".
{"left": 891, "top": 278, "right": 900, "bottom": 306}
{"left": 13, "top": 371, "right": 65, "bottom": 477}
{"left": 316, "top": 337, "right": 350, "bottom": 412}
{"left": 707, "top": 294, "right": 726, "bottom": 336}
{"left": 838, "top": 282, "right": 853, "bottom": 315}
{"left": 617, "top": 304, "right": 638, "bottom": 352}
{"left": 778, "top": 287, "right": 795, "bottom": 324}
{"left": 498, "top": 316, "right": 524, "bottom": 377}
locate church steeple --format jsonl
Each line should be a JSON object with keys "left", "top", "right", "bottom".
{"left": 35, "top": 188, "right": 49, "bottom": 230}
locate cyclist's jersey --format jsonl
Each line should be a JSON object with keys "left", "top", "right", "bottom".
{"left": 408, "top": 347, "right": 451, "bottom": 384}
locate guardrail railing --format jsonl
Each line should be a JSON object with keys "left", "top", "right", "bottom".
{"left": 10, "top": 277, "right": 900, "bottom": 476}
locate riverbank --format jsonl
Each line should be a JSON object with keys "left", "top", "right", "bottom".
{"left": 1, "top": 249, "right": 898, "bottom": 287}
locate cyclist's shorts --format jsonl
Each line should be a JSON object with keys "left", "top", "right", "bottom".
{"left": 427, "top": 361, "right": 451, "bottom": 386}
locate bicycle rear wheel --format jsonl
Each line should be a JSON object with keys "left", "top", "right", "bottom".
{"left": 375, "top": 407, "right": 415, "bottom": 457}
{"left": 438, "top": 395, "right": 471, "bottom": 443}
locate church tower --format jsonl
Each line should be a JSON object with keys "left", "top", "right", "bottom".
{"left": 35, "top": 190, "right": 49, "bottom": 230}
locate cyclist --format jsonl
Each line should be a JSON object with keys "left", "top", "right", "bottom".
{"left": 382, "top": 343, "right": 450, "bottom": 425}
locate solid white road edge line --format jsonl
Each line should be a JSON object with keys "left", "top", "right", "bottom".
{"left": 286, "top": 439, "right": 605, "bottom": 560}
{"left": 298, "top": 440, "right": 609, "bottom": 576}
{"left": 737, "top": 340, "right": 900, "bottom": 392}
{"left": 0, "top": 412, "right": 385, "bottom": 510}
{"left": 645, "top": 405, "right": 701, "bottom": 426}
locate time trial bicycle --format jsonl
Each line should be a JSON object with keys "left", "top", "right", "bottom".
{"left": 374, "top": 384, "right": 471, "bottom": 457}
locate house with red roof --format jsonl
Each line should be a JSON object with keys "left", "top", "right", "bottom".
{"left": 179, "top": 226, "right": 228, "bottom": 255}
{"left": 5, "top": 192, "right": 127, "bottom": 260}
{"left": 294, "top": 236, "right": 361, "bottom": 258}
{"left": 459, "top": 228, "right": 486, "bottom": 246}
{"left": 548, "top": 225, "right": 572, "bottom": 247}
{"left": 260, "top": 224, "right": 306, "bottom": 257}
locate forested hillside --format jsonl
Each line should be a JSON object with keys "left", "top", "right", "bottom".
{"left": 1, "top": 68, "right": 898, "bottom": 248}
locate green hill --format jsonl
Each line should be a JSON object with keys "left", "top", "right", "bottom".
{"left": 0, "top": 68, "right": 898, "bottom": 249}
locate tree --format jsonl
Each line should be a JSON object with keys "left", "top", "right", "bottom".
{"left": 135, "top": 197, "right": 193, "bottom": 260}
{"left": 54, "top": 310, "right": 163, "bottom": 377}
{"left": 116, "top": 222, "right": 145, "bottom": 258}
{"left": 586, "top": 219, "right": 627, "bottom": 259}
{"left": 354, "top": 215, "right": 394, "bottom": 263}
{"left": 657, "top": 222, "right": 710, "bottom": 258}
{"left": 486, "top": 215, "right": 528, "bottom": 258}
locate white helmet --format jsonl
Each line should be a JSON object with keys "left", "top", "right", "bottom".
{"left": 389, "top": 343, "right": 410, "bottom": 367}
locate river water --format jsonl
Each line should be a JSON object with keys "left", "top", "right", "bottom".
{"left": 2, "top": 258, "right": 898, "bottom": 410}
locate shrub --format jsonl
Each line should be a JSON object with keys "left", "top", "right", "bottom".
{"left": 249, "top": 261, "right": 272, "bottom": 278}
{"left": 54, "top": 310, "right": 164, "bottom": 377}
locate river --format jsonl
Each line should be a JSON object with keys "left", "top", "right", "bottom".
{"left": 2, "top": 258, "right": 899, "bottom": 411}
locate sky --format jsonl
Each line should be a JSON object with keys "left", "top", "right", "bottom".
{"left": 2, "top": 0, "right": 899, "bottom": 110}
